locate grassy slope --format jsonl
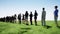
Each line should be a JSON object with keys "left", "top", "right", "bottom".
{"left": 0, "top": 21, "right": 60, "bottom": 34}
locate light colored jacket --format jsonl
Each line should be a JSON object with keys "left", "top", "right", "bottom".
{"left": 42, "top": 11, "right": 46, "bottom": 19}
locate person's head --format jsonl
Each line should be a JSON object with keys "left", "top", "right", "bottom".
{"left": 30, "top": 12, "right": 32, "bottom": 14}
{"left": 42, "top": 8, "right": 45, "bottom": 11}
{"left": 26, "top": 11, "right": 28, "bottom": 13}
{"left": 23, "top": 14, "right": 24, "bottom": 16}
{"left": 19, "top": 13, "right": 21, "bottom": 15}
{"left": 14, "top": 14, "right": 16, "bottom": 16}
{"left": 35, "top": 10, "right": 37, "bottom": 13}
{"left": 55, "top": 6, "right": 58, "bottom": 9}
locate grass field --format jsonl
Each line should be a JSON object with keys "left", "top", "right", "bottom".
{"left": 0, "top": 21, "right": 60, "bottom": 34}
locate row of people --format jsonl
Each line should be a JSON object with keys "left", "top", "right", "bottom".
{"left": 18, "top": 10, "right": 38, "bottom": 25}
{"left": 41, "top": 6, "right": 59, "bottom": 27}
{"left": 0, "top": 6, "right": 59, "bottom": 27}
{"left": 18, "top": 6, "right": 59, "bottom": 27}
{"left": 0, "top": 14, "right": 17, "bottom": 23}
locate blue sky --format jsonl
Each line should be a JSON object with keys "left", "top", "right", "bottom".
{"left": 0, "top": 0, "right": 60, "bottom": 20}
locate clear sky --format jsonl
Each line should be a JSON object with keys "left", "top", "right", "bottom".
{"left": 0, "top": 0, "right": 60, "bottom": 20}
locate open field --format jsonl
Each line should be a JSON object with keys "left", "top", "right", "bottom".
{"left": 0, "top": 21, "right": 60, "bottom": 34}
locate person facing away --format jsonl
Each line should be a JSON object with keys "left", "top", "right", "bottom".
{"left": 34, "top": 10, "right": 38, "bottom": 26}
{"left": 29, "top": 12, "right": 33, "bottom": 25}
{"left": 54, "top": 6, "right": 59, "bottom": 27}
{"left": 41, "top": 8, "right": 46, "bottom": 26}
{"left": 18, "top": 13, "right": 21, "bottom": 24}
{"left": 25, "top": 11, "right": 29, "bottom": 25}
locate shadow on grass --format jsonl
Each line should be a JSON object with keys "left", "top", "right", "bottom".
{"left": 18, "top": 31, "right": 27, "bottom": 34}
{"left": 18, "top": 28, "right": 31, "bottom": 34}
{"left": 21, "top": 28, "right": 31, "bottom": 30}
{"left": 57, "top": 26, "right": 60, "bottom": 28}
{"left": 44, "top": 25, "right": 52, "bottom": 29}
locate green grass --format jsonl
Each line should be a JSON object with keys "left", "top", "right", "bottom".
{"left": 0, "top": 21, "right": 60, "bottom": 34}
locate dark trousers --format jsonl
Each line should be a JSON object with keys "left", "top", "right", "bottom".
{"left": 30, "top": 19, "right": 33, "bottom": 25}
{"left": 19, "top": 20, "right": 21, "bottom": 24}
{"left": 35, "top": 19, "right": 37, "bottom": 26}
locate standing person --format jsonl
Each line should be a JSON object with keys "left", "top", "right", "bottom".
{"left": 29, "top": 12, "right": 33, "bottom": 25}
{"left": 54, "top": 6, "right": 59, "bottom": 27}
{"left": 34, "top": 10, "right": 38, "bottom": 26}
{"left": 25, "top": 11, "right": 29, "bottom": 25}
{"left": 22, "top": 14, "right": 25, "bottom": 24}
{"left": 41, "top": 8, "right": 46, "bottom": 26}
{"left": 18, "top": 13, "right": 21, "bottom": 24}
{"left": 14, "top": 14, "right": 17, "bottom": 23}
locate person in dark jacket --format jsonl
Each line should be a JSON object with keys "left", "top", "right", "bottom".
{"left": 54, "top": 6, "right": 59, "bottom": 27}
{"left": 14, "top": 14, "right": 17, "bottom": 23}
{"left": 22, "top": 14, "right": 25, "bottom": 24}
{"left": 34, "top": 10, "right": 38, "bottom": 26}
{"left": 25, "top": 11, "right": 29, "bottom": 25}
{"left": 18, "top": 13, "right": 21, "bottom": 24}
{"left": 29, "top": 12, "right": 33, "bottom": 25}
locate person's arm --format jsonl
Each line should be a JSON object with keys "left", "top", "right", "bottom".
{"left": 32, "top": 14, "right": 34, "bottom": 17}
{"left": 41, "top": 12, "right": 43, "bottom": 17}
{"left": 57, "top": 10, "right": 59, "bottom": 17}
{"left": 37, "top": 13, "right": 38, "bottom": 16}
{"left": 45, "top": 11, "right": 46, "bottom": 19}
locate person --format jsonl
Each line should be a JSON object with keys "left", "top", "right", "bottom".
{"left": 6, "top": 16, "right": 9, "bottom": 22}
{"left": 22, "top": 14, "right": 25, "bottom": 24}
{"left": 18, "top": 13, "right": 21, "bottom": 24}
{"left": 41, "top": 8, "right": 46, "bottom": 26}
{"left": 14, "top": 14, "right": 17, "bottom": 23}
{"left": 29, "top": 12, "right": 33, "bottom": 25}
{"left": 34, "top": 10, "right": 38, "bottom": 26}
{"left": 54, "top": 6, "right": 59, "bottom": 27}
{"left": 25, "top": 11, "right": 29, "bottom": 25}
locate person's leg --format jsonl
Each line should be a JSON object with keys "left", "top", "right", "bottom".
{"left": 41, "top": 18, "right": 43, "bottom": 26}
{"left": 26, "top": 18, "right": 29, "bottom": 25}
{"left": 44, "top": 19, "right": 46, "bottom": 26}
{"left": 19, "top": 20, "right": 20, "bottom": 24}
{"left": 22, "top": 20, "right": 25, "bottom": 24}
{"left": 30, "top": 20, "right": 32, "bottom": 25}
{"left": 25, "top": 17, "right": 27, "bottom": 25}
{"left": 19, "top": 20, "right": 21, "bottom": 24}
{"left": 35, "top": 19, "right": 37, "bottom": 26}
{"left": 54, "top": 16, "right": 58, "bottom": 26}
{"left": 25, "top": 19, "right": 27, "bottom": 24}
{"left": 15, "top": 19, "right": 16, "bottom": 23}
